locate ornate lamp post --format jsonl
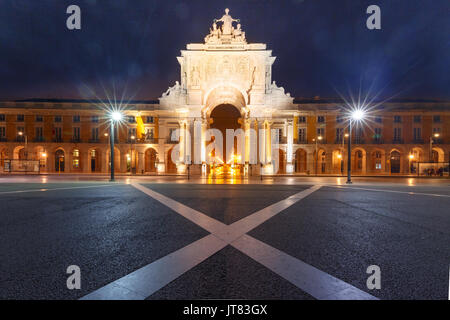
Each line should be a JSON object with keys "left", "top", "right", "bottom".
{"left": 110, "top": 111, "right": 122, "bottom": 182}
{"left": 346, "top": 109, "right": 366, "bottom": 184}
{"left": 429, "top": 133, "right": 440, "bottom": 162}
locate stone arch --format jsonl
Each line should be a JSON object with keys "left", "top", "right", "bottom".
{"left": 352, "top": 148, "right": 367, "bottom": 174}
{"left": 370, "top": 148, "right": 386, "bottom": 173}
{"left": 332, "top": 148, "right": 344, "bottom": 174}
{"left": 54, "top": 148, "right": 65, "bottom": 173}
{"left": 145, "top": 147, "right": 158, "bottom": 173}
{"left": 408, "top": 147, "right": 425, "bottom": 174}
{"left": 277, "top": 149, "right": 286, "bottom": 174}
{"left": 317, "top": 148, "right": 326, "bottom": 174}
{"left": 13, "top": 146, "right": 25, "bottom": 160}
{"left": 389, "top": 149, "right": 402, "bottom": 174}
{"left": 167, "top": 147, "right": 177, "bottom": 173}
{"left": 88, "top": 147, "right": 102, "bottom": 173}
{"left": 294, "top": 148, "right": 307, "bottom": 173}
{"left": 202, "top": 86, "right": 247, "bottom": 119}
{"left": 431, "top": 147, "right": 444, "bottom": 163}
{"left": 0, "top": 146, "right": 7, "bottom": 170}
{"left": 105, "top": 147, "right": 121, "bottom": 173}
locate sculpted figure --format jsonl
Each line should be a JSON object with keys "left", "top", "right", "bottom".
{"left": 214, "top": 8, "right": 239, "bottom": 35}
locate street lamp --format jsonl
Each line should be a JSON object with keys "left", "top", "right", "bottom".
{"left": 130, "top": 135, "right": 136, "bottom": 174}
{"left": 18, "top": 131, "right": 28, "bottom": 159}
{"left": 429, "top": 133, "right": 440, "bottom": 162}
{"left": 314, "top": 135, "right": 323, "bottom": 175}
{"left": 109, "top": 111, "right": 122, "bottom": 181}
{"left": 346, "top": 109, "right": 366, "bottom": 184}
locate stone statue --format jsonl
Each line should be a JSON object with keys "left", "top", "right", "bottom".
{"left": 214, "top": 8, "right": 239, "bottom": 35}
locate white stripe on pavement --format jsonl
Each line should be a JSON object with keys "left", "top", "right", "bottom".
{"left": 231, "top": 234, "right": 378, "bottom": 300}
{"left": 81, "top": 234, "right": 227, "bottom": 300}
{"left": 131, "top": 182, "right": 228, "bottom": 236}
{"left": 329, "top": 185, "right": 450, "bottom": 198}
{"left": 0, "top": 184, "right": 119, "bottom": 195}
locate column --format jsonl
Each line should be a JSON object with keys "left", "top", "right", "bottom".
{"left": 201, "top": 118, "right": 207, "bottom": 174}
{"left": 286, "top": 119, "right": 294, "bottom": 173}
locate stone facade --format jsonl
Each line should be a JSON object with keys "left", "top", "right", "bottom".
{"left": 0, "top": 9, "right": 449, "bottom": 176}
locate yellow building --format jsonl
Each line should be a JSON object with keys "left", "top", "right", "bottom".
{"left": 0, "top": 9, "right": 448, "bottom": 176}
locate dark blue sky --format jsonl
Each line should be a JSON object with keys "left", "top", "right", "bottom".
{"left": 0, "top": 0, "right": 448, "bottom": 101}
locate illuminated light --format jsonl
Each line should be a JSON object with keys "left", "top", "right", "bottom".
{"left": 111, "top": 111, "right": 123, "bottom": 121}
{"left": 337, "top": 154, "right": 342, "bottom": 159}
{"left": 318, "top": 136, "right": 323, "bottom": 141}
{"left": 42, "top": 153, "right": 47, "bottom": 158}
{"left": 18, "top": 131, "right": 23, "bottom": 136}
{"left": 351, "top": 109, "right": 366, "bottom": 121}
{"left": 434, "top": 133, "right": 440, "bottom": 138}
{"left": 344, "top": 133, "right": 349, "bottom": 138}
{"left": 131, "top": 135, "right": 135, "bottom": 140}
{"left": 104, "top": 133, "right": 109, "bottom": 137}
{"left": 409, "top": 154, "right": 414, "bottom": 160}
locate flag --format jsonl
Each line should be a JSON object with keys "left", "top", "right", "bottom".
{"left": 136, "top": 114, "right": 145, "bottom": 139}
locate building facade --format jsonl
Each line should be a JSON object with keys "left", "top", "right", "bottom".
{"left": 0, "top": 9, "right": 449, "bottom": 176}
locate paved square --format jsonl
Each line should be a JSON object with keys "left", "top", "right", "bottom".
{"left": 0, "top": 176, "right": 449, "bottom": 300}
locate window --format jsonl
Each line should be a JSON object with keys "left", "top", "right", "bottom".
{"left": 336, "top": 115, "right": 343, "bottom": 123}
{"left": 317, "top": 116, "right": 325, "bottom": 123}
{"left": 414, "top": 115, "right": 421, "bottom": 123}
{"left": 355, "top": 128, "right": 364, "bottom": 142}
{"left": 36, "top": 115, "right": 43, "bottom": 122}
{"left": 127, "top": 116, "right": 135, "bottom": 123}
{"left": 433, "top": 115, "right": 441, "bottom": 123}
{"left": 54, "top": 127, "right": 62, "bottom": 141}
{"left": 73, "top": 115, "right": 80, "bottom": 123}
{"left": 0, "top": 114, "right": 5, "bottom": 122}
{"left": 128, "top": 128, "right": 136, "bottom": 140}
{"left": 54, "top": 115, "right": 62, "bottom": 123}
{"left": 145, "top": 128, "right": 154, "bottom": 140}
{"left": 336, "top": 128, "right": 343, "bottom": 142}
{"left": 298, "top": 128, "right": 306, "bottom": 143}
{"left": 298, "top": 116, "right": 306, "bottom": 123}
{"left": 91, "top": 116, "right": 99, "bottom": 123}
{"left": 394, "top": 128, "right": 402, "bottom": 141}
{"left": 375, "top": 116, "right": 382, "bottom": 123}
{"left": 0, "top": 127, "right": 5, "bottom": 138}
{"left": 394, "top": 115, "right": 402, "bottom": 123}
{"left": 374, "top": 128, "right": 382, "bottom": 141}
{"left": 146, "top": 116, "right": 154, "bottom": 123}
{"left": 413, "top": 128, "right": 422, "bottom": 141}
{"left": 73, "top": 127, "right": 80, "bottom": 141}
{"left": 169, "top": 128, "right": 178, "bottom": 141}
{"left": 17, "top": 114, "right": 24, "bottom": 122}
{"left": 317, "top": 128, "right": 324, "bottom": 139}
{"left": 35, "top": 127, "right": 43, "bottom": 141}
{"left": 91, "top": 127, "right": 99, "bottom": 141}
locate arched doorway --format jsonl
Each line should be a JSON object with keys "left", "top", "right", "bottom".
{"left": 55, "top": 149, "right": 65, "bottom": 172}
{"left": 277, "top": 149, "right": 286, "bottom": 174}
{"left": 295, "top": 148, "right": 307, "bottom": 173}
{"left": 352, "top": 148, "right": 366, "bottom": 174}
{"left": 209, "top": 104, "right": 241, "bottom": 164}
{"left": 332, "top": 149, "right": 344, "bottom": 174}
{"left": 317, "top": 150, "right": 326, "bottom": 174}
{"left": 89, "top": 148, "right": 101, "bottom": 172}
{"left": 106, "top": 148, "right": 121, "bottom": 173}
{"left": 167, "top": 147, "right": 177, "bottom": 173}
{"left": 145, "top": 148, "right": 157, "bottom": 173}
{"left": 390, "top": 150, "right": 401, "bottom": 174}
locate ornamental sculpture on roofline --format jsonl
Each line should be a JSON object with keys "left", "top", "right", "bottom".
{"left": 204, "top": 8, "right": 246, "bottom": 44}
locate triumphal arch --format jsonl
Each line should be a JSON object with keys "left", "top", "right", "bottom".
{"left": 159, "top": 8, "right": 297, "bottom": 175}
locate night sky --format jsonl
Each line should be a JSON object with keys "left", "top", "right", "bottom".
{"left": 0, "top": 0, "right": 448, "bottom": 101}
